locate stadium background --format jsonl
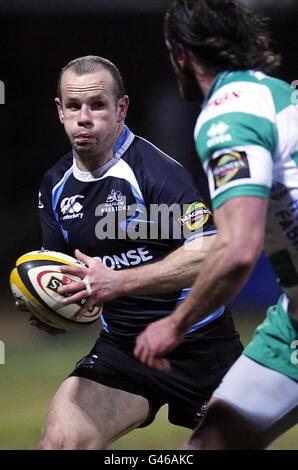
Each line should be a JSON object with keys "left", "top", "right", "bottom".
{"left": 0, "top": 0, "right": 297, "bottom": 450}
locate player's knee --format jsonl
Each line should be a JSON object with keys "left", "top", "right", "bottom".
{"left": 39, "top": 425, "right": 77, "bottom": 450}
{"left": 39, "top": 428, "right": 65, "bottom": 450}
{"left": 39, "top": 425, "right": 107, "bottom": 450}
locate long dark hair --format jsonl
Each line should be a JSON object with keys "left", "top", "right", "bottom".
{"left": 165, "top": 0, "right": 280, "bottom": 75}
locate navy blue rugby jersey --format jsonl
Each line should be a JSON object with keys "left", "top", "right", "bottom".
{"left": 38, "top": 126, "right": 223, "bottom": 341}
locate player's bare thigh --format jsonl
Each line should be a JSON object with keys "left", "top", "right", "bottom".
{"left": 39, "top": 376, "right": 150, "bottom": 450}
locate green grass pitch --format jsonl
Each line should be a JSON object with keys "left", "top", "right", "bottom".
{"left": 0, "top": 301, "right": 297, "bottom": 450}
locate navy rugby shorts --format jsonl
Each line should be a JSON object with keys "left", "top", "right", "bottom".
{"left": 69, "top": 308, "right": 243, "bottom": 429}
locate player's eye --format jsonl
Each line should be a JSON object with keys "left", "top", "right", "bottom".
{"left": 91, "top": 101, "right": 104, "bottom": 110}
{"left": 66, "top": 103, "right": 81, "bottom": 111}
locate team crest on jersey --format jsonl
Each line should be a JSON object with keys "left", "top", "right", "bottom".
{"left": 211, "top": 151, "right": 250, "bottom": 188}
{"left": 178, "top": 202, "right": 211, "bottom": 231}
{"left": 101, "top": 189, "right": 130, "bottom": 214}
{"left": 106, "top": 189, "right": 123, "bottom": 204}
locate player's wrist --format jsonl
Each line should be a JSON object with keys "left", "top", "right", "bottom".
{"left": 115, "top": 270, "right": 133, "bottom": 297}
{"left": 171, "top": 307, "right": 191, "bottom": 336}
{"left": 172, "top": 299, "right": 199, "bottom": 334}
{"left": 116, "top": 267, "right": 146, "bottom": 297}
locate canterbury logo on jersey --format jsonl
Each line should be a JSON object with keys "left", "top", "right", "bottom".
{"left": 60, "top": 195, "right": 84, "bottom": 220}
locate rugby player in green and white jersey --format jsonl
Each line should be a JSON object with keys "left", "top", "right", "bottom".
{"left": 135, "top": 0, "right": 298, "bottom": 450}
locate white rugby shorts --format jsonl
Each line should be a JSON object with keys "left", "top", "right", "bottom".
{"left": 212, "top": 354, "right": 298, "bottom": 446}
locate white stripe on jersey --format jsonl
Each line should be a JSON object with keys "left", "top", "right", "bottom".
{"left": 73, "top": 157, "right": 145, "bottom": 205}
{"left": 106, "top": 158, "right": 145, "bottom": 203}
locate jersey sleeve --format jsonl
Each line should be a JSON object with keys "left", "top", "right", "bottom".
{"left": 195, "top": 80, "right": 277, "bottom": 210}
{"left": 38, "top": 176, "right": 69, "bottom": 253}
{"left": 143, "top": 155, "right": 217, "bottom": 246}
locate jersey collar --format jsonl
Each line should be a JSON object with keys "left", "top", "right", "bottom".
{"left": 72, "top": 125, "right": 135, "bottom": 181}
{"left": 201, "top": 71, "right": 233, "bottom": 109}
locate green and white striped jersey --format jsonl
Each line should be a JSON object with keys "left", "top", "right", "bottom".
{"left": 195, "top": 70, "right": 298, "bottom": 321}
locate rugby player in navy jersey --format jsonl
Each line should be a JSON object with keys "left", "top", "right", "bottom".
{"left": 22, "top": 55, "right": 242, "bottom": 450}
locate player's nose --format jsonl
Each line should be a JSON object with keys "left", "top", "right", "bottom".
{"left": 78, "top": 104, "right": 93, "bottom": 127}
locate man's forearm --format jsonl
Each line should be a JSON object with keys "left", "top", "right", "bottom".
{"left": 171, "top": 256, "right": 253, "bottom": 333}
{"left": 117, "top": 235, "right": 216, "bottom": 297}
{"left": 170, "top": 197, "right": 268, "bottom": 332}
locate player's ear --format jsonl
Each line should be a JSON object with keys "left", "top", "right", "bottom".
{"left": 167, "top": 40, "right": 189, "bottom": 72}
{"left": 55, "top": 97, "right": 65, "bottom": 124}
{"left": 176, "top": 43, "right": 188, "bottom": 70}
{"left": 117, "top": 95, "right": 129, "bottom": 122}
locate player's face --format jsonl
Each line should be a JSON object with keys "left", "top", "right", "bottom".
{"left": 56, "top": 69, "right": 128, "bottom": 165}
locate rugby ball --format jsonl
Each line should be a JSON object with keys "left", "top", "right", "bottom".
{"left": 9, "top": 250, "right": 102, "bottom": 330}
